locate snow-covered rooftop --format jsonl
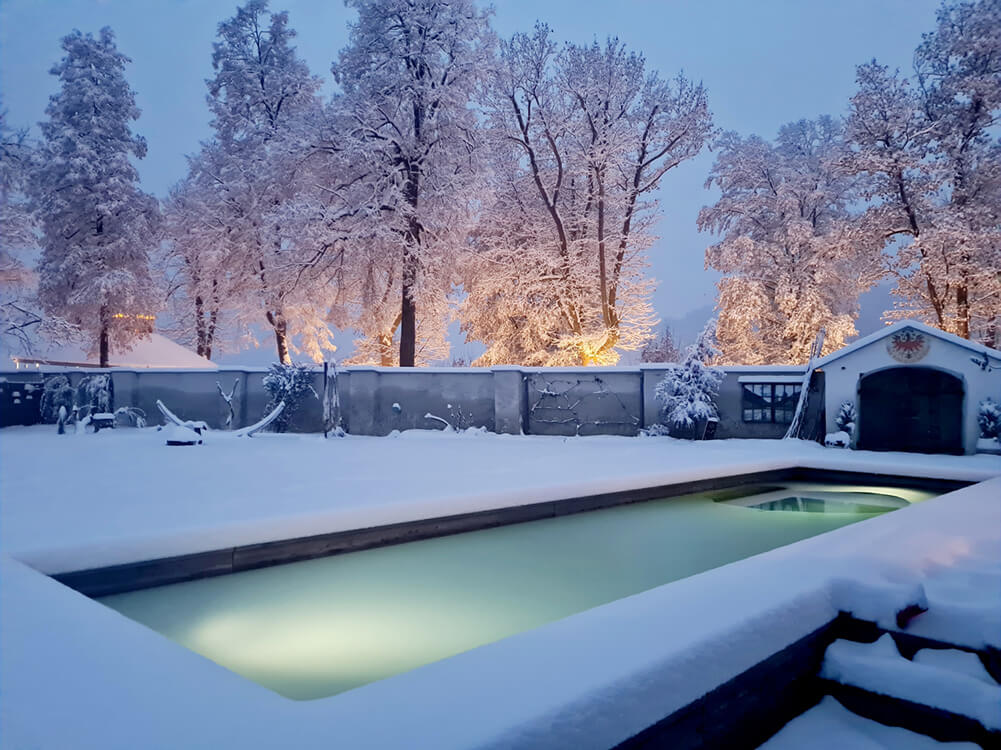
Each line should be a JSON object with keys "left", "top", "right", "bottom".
{"left": 4, "top": 332, "right": 218, "bottom": 370}
{"left": 1, "top": 428, "right": 998, "bottom": 749}
{"left": 815, "top": 319, "right": 1001, "bottom": 368}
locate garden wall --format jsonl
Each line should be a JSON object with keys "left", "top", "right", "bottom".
{"left": 0, "top": 364, "right": 803, "bottom": 438}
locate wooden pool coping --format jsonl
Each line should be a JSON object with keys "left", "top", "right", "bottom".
{"left": 54, "top": 466, "right": 970, "bottom": 597}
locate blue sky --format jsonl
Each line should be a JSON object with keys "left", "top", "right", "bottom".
{"left": 0, "top": 0, "right": 942, "bottom": 359}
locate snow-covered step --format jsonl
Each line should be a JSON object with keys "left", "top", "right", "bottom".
{"left": 818, "top": 634, "right": 1001, "bottom": 744}
{"left": 759, "top": 696, "right": 979, "bottom": 750}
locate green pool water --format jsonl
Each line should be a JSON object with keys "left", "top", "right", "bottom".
{"left": 99, "top": 482, "right": 935, "bottom": 700}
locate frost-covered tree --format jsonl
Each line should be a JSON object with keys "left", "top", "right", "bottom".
{"left": 196, "top": 0, "right": 328, "bottom": 363}
{"left": 843, "top": 0, "right": 1001, "bottom": 345}
{"left": 465, "top": 27, "right": 712, "bottom": 365}
{"left": 262, "top": 361, "right": 316, "bottom": 432}
{"left": 835, "top": 399, "right": 857, "bottom": 434}
{"left": 330, "top": 0, "right": 493, "bottom": 367}
{"left": 979, "top": 398, "right": 1000, "bottom": 439}
{"left": 0, "top": 105, "right": 42, "bottom": 352}
{"left": 28, "top": 28, "right": 159, "bottom": 367}
{"left": 640, "top": 326, "right": 680, "bottom": 363}
{"left": 158, "top": 155, "right": 231, "bottom": 360}
{"left": 0, "top": 106, "right": 35, "bottom": 259}
{"left": 700, "top": 117, "right": 883, "bottom": 365}
{"left": 655, "top": 319, "right": 724, "bottom": 433}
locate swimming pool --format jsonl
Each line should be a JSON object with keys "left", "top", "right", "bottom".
{"left": 97, "top": 480, "right": 935, "bottom": 700}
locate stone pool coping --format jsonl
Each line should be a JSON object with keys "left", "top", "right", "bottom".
{"left": 55, "top": 466, "right": 970, "bottom": 596}
{"left": 2, "top": 435, "right": 999, "bottom": 750}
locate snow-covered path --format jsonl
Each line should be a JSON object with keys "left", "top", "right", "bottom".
{"left": 1, "top": 427, "right": 999, "bottom": 750}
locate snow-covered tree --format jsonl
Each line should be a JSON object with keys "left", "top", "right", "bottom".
{"left": 979, "top": 397, "right": 1000, "bottom": 438}
{"left": 194, "top": 0, "right": 329, "bottom": 363}
{"left": 843, "top": 0, "right": 1001, "bottom": 345}
{"left": 464, "top": 27, "right": 712, "bottom": 365}
{"left": 700, "top": 117, "right": 884, "bottom": 365}
{"left": 655, "top": 319, "right": 724, "bottom": 433}
{"left": 157, "top": 147, "right": 237, "bottom": 361}
{"left": 640, "top": 326, "right": 680, "bottom": 363}
{"left": 835, "top": 399, "right": 857, "bottom": 434}
{"left": 262, "top": 361, "right": 316, "bottom": 432}
{"left": 28, "top": 28, "right": 159, "bottom": 367}
{"left": 329, "top": 0, "right": 493, "bottom": 367}
{"left": 0, "top": 104, "right": 43, "bottom": 353}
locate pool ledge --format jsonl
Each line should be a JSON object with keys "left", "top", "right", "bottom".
{"left": 53, "top": 466, "right": 970, "bottom": 597}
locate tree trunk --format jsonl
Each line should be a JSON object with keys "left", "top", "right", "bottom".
{"left": 266, "top": 310, "right": 290, "bottom": 364}
{"left": 99, "top": 315, "right": 110, "bottom": 368}
{"left": 274, "top": 326, "right": 290, "bottom": 365}
{"left": 399, "top": 158, "right": 421, "bottom": 368}
{"left": 400, "top": 255, "right": 417, "bottom": 367}
{"left": 595, "top": 167, "right": 610, "bottom": 328}
{"left": 378, "top": 333, "right": 395, "bottom": 366}
{"left": 956, "top": 284, "right": 970, "bottom": 339}
{"left": 195, "top": 295, "right": 207, "bottom": 358}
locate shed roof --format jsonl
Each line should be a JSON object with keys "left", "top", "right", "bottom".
{"left": 5, "top": 333, "right": 218, "bottom": 370}
{"left": 814, "top": 320, "right": 1001, "bottom": 369}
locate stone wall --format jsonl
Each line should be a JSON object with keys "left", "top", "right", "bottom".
{"left": 0, "top": 364, "right": 806, "bottom": 438}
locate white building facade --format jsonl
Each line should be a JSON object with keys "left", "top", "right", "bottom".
{"left": 815, "top": 321, "right": 1001, "bottom": 455}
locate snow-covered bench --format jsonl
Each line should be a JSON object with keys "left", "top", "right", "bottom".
{"left": 89, "top": 413, "right": 116, "bottom": 432}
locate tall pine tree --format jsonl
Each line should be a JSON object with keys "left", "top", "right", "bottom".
{"left": 30, "top": 27, "right": 159, "bottom": 367}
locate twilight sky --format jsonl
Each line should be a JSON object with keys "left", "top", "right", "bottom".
{"left": 0, "top": 0, "right": 942, "bottom": 360}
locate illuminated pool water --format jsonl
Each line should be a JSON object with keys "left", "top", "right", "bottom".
{"left": 99, "top": 482, "right": 935, "bottom": 700}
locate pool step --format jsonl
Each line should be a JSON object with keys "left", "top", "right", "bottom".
{"left": 819, "top": 681, "right": 998, "bottom": 747}
{"left": 816, "top": 635, "right": 1000, "bottom": 747}
{"left": 756, "top": 623, "right": 1001, "bottom": 749}
{"left": 757, "top": 695, "right": 981, "bottom": 749}
{"left": 820, "top": 635, "right": 1000, "bottom": 728}
{"left": 614, "top": 614, "right": 997, "bottom": 750}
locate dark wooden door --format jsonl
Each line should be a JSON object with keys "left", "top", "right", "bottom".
{"left": 858, "top": 368, "right": 963, "bottom": 454}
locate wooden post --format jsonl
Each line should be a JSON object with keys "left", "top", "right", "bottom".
{"left": 784, "top": 328, "right": 825, "bottom": 440}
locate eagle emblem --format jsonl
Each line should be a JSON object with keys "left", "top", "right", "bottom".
{"left": 886, "top": 328, "right": 930, "bottom": 362}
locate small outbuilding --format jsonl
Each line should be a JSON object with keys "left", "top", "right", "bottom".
{"left": 814, "top": 320, "right": 1001, "bottom": 455}
{"left": 4, "top": 333, "right": 217, "bottom": 370}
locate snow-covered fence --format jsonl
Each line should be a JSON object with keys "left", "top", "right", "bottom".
{"left": 1, "top": 364, "right": 806, "bottom": 437}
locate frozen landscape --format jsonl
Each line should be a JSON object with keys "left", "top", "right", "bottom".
{"left": 1, "top": 0, "right": 999, "bottom": 746}
{"left": 1, "top": 427, "right": 999, "bottom": 748}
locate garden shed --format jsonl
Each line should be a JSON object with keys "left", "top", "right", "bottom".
{"left": 815, "top": 321, "right": 1001, "bottom": 455}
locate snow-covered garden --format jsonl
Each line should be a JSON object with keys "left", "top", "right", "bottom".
{"left": 1, "top": 426, "right": 999, "bottom": 748}
{"left": 2, "top": 0, "right": 1000, "bottom": 745}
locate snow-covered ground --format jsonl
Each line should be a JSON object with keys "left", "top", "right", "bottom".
{"left": 1, "top": 426, "right": 999, "bottom": 749}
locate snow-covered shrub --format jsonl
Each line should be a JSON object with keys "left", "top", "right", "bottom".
{"left": 835, "top": 400, "right": 856, "bottom": 435}
{"left": 40, "top": 375, "right": 75, "bottom": 423}
{"left": 75, "top": 374, "right": 113, "bottom": 417}
{"left": 655, "top": 320, "right": 725, "bottom": 436}
{"left": 642, "top": 423, "right": 673, "bottom": 437}
{"left": 114, "top": 406, "right": 147, "bottom": 428}
{"left": 263, "top": 363, "right": 317, "bottom": 433}
{"left": 979, "top": 398, "right": 1000, "bottom": 439}
{"left": 825, "top": 431, "right": 850, "bottom": 448}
